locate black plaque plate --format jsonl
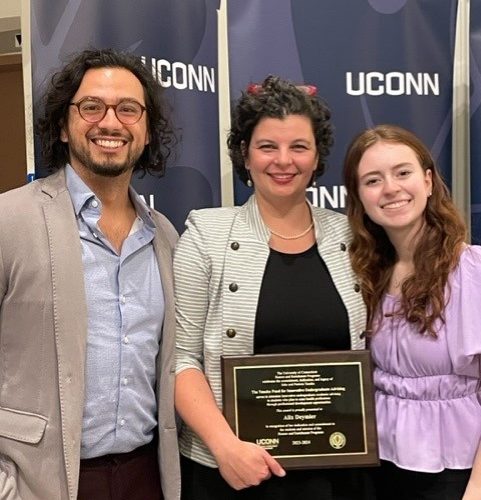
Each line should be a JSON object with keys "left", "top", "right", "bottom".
{"left": 221, "top": 350, "right": 378, "bottom": 469}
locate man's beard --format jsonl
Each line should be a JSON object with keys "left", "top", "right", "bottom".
{"left": 68, "top": 140, "right": 144, "bottom": 177}
{"left": 75, "top": 154, "right": 134, "bottom": 177}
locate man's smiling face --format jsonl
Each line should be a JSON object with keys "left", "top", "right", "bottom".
{"left": 60, "top": 67, "right": 150, "bottom": 178}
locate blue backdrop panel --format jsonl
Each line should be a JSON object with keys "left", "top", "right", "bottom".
{"left": 228, "top": 0, "right": 457, "bottom": 209}
{"left": 470, "top": 5, "right": 481, "bottom": 244}
{"left": 31, "top": 0, "right": 220, "bottom": 231}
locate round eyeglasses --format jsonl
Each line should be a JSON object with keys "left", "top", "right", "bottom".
{"left": 69, "top": 97, "right": 147, "bottom": 125}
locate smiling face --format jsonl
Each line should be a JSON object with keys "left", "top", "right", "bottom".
{"left": 245, "top": 115, "right": 318, "bottom": 206}
{"left": 357, "top": 140, "right": 432, "bottom": 240}
{"left": 60, "top": 67, "right": 150, "bottom": 179}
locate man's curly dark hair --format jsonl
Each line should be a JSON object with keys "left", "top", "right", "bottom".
{"left": 36, "top": 48, "right": 175, "bottom": 176}
{"left": 227, "top": 75, "right": 333, "bottom": 185}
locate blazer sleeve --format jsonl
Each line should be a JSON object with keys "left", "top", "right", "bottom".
{"left": 174, "top": 211, "right": 211, "bottom": 374}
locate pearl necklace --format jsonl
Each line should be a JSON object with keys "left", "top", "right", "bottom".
{"left": 268, "top": 221, "right": 314, "bottom": 240}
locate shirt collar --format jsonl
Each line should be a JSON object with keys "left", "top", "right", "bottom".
{"left": 65, "top": 164, "right": 155, "bottom": 229}
{"left": 65, "top": 164, "right": 95, "bottom": 216}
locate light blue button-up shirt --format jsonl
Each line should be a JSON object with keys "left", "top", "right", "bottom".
{"left": 65, "top": 165, "right": 165, "bottom": 459}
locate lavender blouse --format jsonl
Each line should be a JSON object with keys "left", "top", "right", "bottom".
{"left": 371, "top": 245, "right": 481, "bottom": 472}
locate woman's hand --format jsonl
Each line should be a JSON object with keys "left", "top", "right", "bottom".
{"left": 213, "top": 437, "right": 286, "bottom": 490}
{"left": 176, "top": 370, "right": 285, "bottom": 490}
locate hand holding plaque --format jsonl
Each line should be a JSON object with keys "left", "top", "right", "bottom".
{"left": 221, "top": 350, "right": 379, "bottom": 469}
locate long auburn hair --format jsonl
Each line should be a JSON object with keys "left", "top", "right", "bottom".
{"left": 343, "top": 125, "right": 466, "bottom": 336}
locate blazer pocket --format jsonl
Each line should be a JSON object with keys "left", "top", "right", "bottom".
{"left": 0, "top": 407, "right": 47, "bottom": 444}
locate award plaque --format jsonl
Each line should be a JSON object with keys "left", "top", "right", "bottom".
{"left": 221, "top": 350, "right": 378, "bottom": 469}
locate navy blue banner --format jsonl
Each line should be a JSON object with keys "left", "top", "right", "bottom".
{"left": 470, "top": 6, "right": 481, "bottom": 244}
{"left": 228, "top": 0, "right": 457, "bottom": 209}
{"left": 30, "top": 0, "right": 220, "bottom": 231}
{"left": 30, "top": 0, "right": 458, "bottom": 228}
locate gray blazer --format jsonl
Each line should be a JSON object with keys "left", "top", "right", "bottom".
{"left": 0, "top": 169, "right": 180, "bottom": 500}
{"left": 174, "top": 195, "right": 367, "bottom": 467}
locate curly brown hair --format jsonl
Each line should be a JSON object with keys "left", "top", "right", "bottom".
{"left": 343, "top": 124, "right": 466, "bottom": 336}
{"left": 228, "top": 75, "right": 333, "bottom": 185}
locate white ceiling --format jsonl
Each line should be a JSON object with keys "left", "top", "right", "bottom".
{"left": 0, "top": 0, "right": 21, "bottom": 19}
{"left": 0, "top": 0, "right": 21, "bottom": 32}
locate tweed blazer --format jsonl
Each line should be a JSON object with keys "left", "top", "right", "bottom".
{"left": 0, "top": 169, "right": 180, "bottom": 500}
{"left": 174, "top": 195, "right": 367, "bottom": 467}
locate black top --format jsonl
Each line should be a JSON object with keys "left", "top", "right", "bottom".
{"left": 254, "top": 245, "right": 350, "bottom": 354}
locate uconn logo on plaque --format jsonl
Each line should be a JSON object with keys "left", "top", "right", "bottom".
{"left": 329, "top": 432, "right": 347, "bottom": 450}
{"left": 256, "top": 438, "right": 280, "bottom": 450}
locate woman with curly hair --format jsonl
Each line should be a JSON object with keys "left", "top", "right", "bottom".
{"left": 343, "top": 124, "right": 481, "bottom": 500}
{"left": 174, "top": 76, "right": 372, "bottom": 499}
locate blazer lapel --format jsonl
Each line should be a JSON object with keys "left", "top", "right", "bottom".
{"left": 153, "top": 229, "right": 174, "bottom": 360}
{"left": 42, "top": 173, "right": 88, "bottom": 499}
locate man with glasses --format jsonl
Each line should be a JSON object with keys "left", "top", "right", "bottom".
{"left": 0, "top": 48, "right": 180, "bottom": 500}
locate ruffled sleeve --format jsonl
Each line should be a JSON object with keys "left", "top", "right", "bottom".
{"left": 446, "top": 245, "right": 481, "bottom": 377}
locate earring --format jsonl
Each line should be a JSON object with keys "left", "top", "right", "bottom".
{"left": 310, "top": 173, "right": 317, "bottom": 187}
{"left": 246, "top": 168, "right": 253, "bottom": 187}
